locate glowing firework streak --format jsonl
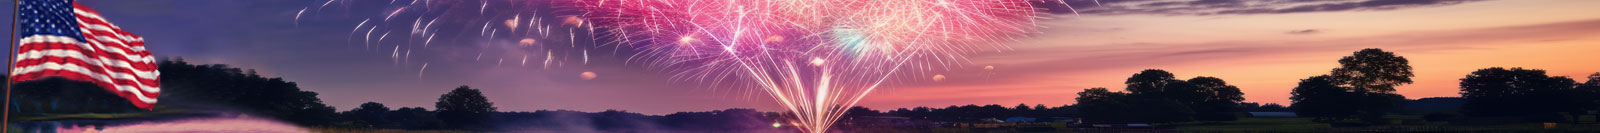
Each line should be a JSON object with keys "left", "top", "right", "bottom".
{"left": 302, "top": 0, "right": 597, "bottom": 79}
{"left": 570, "top": 0, "right": 1046, "bottom": 132}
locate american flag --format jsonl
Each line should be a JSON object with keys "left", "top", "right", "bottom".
{"left": 12, "top": 0, "right": 159, "bottom": 109}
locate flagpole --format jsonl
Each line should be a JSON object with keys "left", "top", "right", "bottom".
{"left": 3, "top": 0, "right": 20, "bottom": 131}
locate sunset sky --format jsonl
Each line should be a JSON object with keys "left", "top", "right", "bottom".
{"left": 4, "top": 0, "right": 1599, "bottom": 115}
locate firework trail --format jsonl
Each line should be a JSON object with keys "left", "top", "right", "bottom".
{"left": 569, "top": 0, "right": 1047, "bottom": 132}
{"left": 298, "top": 0, "right": 596, "bottom": 75}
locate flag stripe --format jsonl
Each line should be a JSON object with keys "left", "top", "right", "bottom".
{"left": 19, "top": 30, "right": 155, "bottom": 64}
{"left": 18, "top": 35, "right": 156, "bottom": 70}
{"left": 14, "top": 52, "right": 162, "bottom": 86}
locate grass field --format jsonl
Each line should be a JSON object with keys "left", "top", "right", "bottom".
{"left": 1171, "top": 117, "right": 1333, "bottom": 132}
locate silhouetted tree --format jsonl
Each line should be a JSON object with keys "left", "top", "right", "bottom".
{"left": 979, "top": 104, "right": 1009, "bottom": 119}
{"left": 436, "top": 86, "right": 497, "bottom": 130}
{"left": 1188, "top": 76, "right": 1245, "bottom": 121}
{"left": 1355, "top": 93, "right": 1406, "bottom": 124}
{"left": 1076, "top": 88, "right": 1130, "bottom": 123}
{"left": 655, "top": 108, "right": 771, "bottom": 130}
{"left": 1111, "top": 69, "right": 1241, "bottom": 122}
{"left": 1126, "top": 69, "right": 1185, "bottom": 97}
{"left": 1577, "top": 73, "right": 1600, "bottom": 123}
{"left": 1135, "top": 99, "right": 1196, "bottom": 123}
{"left": 844, "top": 106, "right": 883, "bottom": 119}
{"left": 344, "top": 102, "right": 392, "bottom": 128}
{"left": 1013, "top": 104, "right": 1032, "bottom": 116}
{"left": 1032, "top": 104, "right": 1049, "bottom": 115}
{"left": 1403, "top": 97, "right": 1465, "bottom": 114}
{"left": 1311, "top": 48, "right": 1414, "bottom": 124}
{"left": 1459, "top": 67, "right": 1576, "bottom": 121}
{"left": 156, "top": 58, "right": 339, "bottom": 126}
{"left": 1291, "top": 75, "right": 1359, "bottom": 122}
{"left": 1238, "top": 102, "right": 1289, "bottom": 112}
{"left": 1077, "top": 87, "right": 1192, "bottom": 123}
{"left": 1261, "top": 103, "right": 1289, "bottom": 112}
{"left": 1330, "top": 48, "right": 1414, "bottom": 93}
{"left": 1125, "top": 70, "right": 1201, "bottom": 121}
{"left": 290, "top": 103, "right": 341, "bottom": 126}
{"left": 842, "top": 106, "right": 883, "bottom": 127}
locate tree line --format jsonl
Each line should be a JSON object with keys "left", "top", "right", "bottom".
{"left": 1063, "top": 48, "right": 1600, "bottom": 125}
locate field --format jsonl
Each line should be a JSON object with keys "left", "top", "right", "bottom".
{"left": 1171, "top": 117, "right": 1332, "bottom": 132}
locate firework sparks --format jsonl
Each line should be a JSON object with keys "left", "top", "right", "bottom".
{"left": 570, "top": 0, "right": 1046, "bottom": 132}
{"left": 304, "top": 1, "right": 1052, "bottom": 132}
{"left": 303, "top": 0, "right": 596, "bottom": 79}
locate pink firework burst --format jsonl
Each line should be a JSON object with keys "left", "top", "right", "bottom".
{"left": 569, "top": 0, "right": 1048, "bottom": 132}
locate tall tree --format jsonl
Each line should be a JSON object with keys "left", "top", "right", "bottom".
{"left": 1188, "top": 76, "right": 1246, "bottom": 121}
{"left": 1330, "top": 48, "right": 1414, "bottom": 93}
{"left": 1323, "top": 48, "right": 1414, "bottom": 123}
{"left": 1126, "top": 69, "right": 1182, "bottom": 96}
{"left": 436, "top": 86, "right": 497, "bottom": 129}
{"left": 1459, "top": 67, "right": 1577, "bottom": 119}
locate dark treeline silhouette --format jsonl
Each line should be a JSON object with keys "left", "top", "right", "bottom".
{"left": 156, "top": 58, "right": 341, "bottom": 125}
{"left": 1073, "top": 69, "right": 1248, "bottom": 124}
{"left": 878, "top": 104, "right": 1075, "bottom": 122}
{"left": 1237, "top": 102, "right": 1290, "bottom": 112}
{"left": 1459, "top": 68, "right": 1600, "bottom": 123}
{"left": 8, "top": 58, "right": 341, "bottom": 125}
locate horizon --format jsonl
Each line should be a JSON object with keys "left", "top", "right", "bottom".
{"left": 3, "top": 0, "right": 1598, "bottom": 115}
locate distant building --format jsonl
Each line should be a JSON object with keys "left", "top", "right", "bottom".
{"left": 1247, "top": 112, "right": 1299, "bottom": 117}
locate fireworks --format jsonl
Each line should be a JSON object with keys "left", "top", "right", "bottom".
{"left": 571, "top": 0, "right": 1046, "bottom": 132}
{"left": 299, "top": 0, "right": 596, "bottom": 75}
{"left": 303, "top": 0, "right": 1053, "bottom": 132}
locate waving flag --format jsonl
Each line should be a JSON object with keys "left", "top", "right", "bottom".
{"left": 12, "top": 0, "right": 160, "bottom": 109}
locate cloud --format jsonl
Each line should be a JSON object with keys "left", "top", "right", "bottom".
{"left": 1286, "top": 29, "right": 1322, "bottom": 35}
{"left": 1038, "top": 0, "right": 1488, "bottom": 16}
